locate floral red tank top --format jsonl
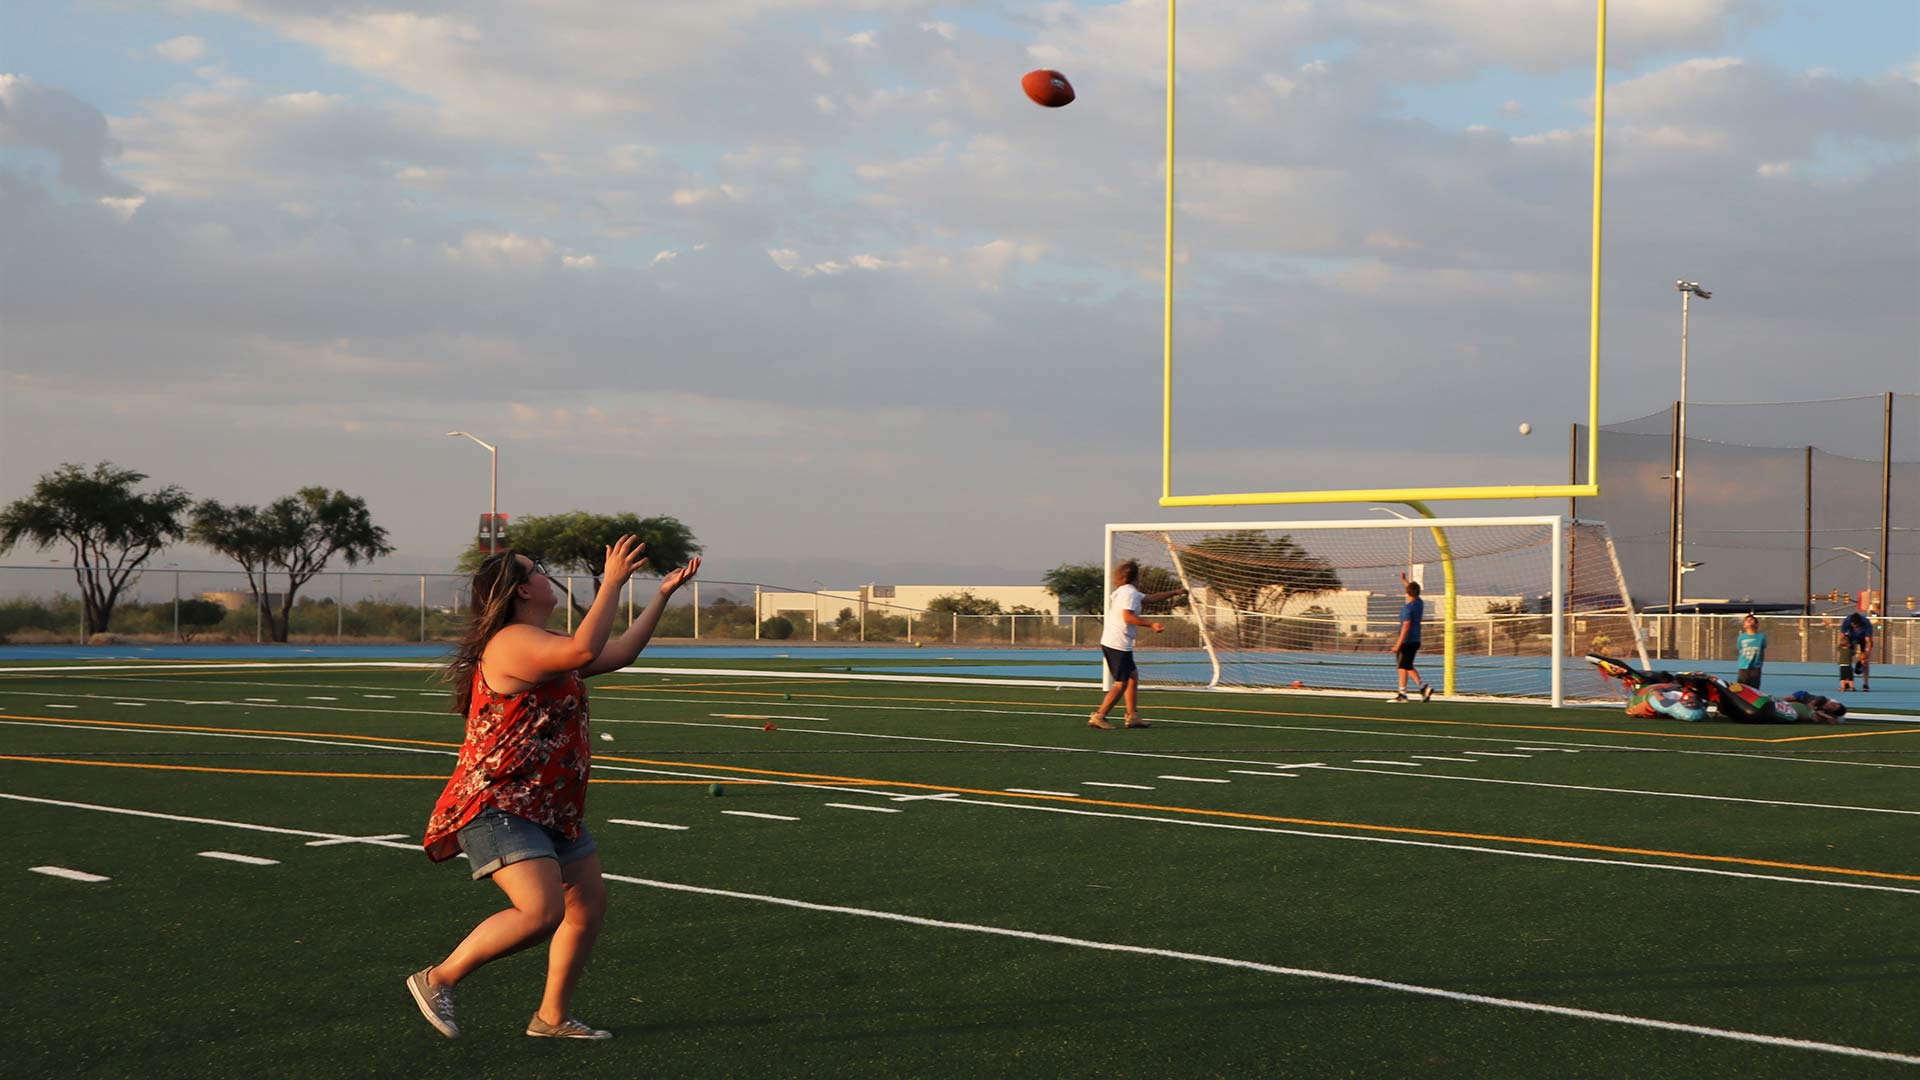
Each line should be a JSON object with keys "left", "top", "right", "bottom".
{"left": 423, "top": 668, "right": 591, "bottom": 863}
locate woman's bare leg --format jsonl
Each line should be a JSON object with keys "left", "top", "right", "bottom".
{"left": 431, "top": 858, "right": 565, "bottom": 988}
{"left": 537, "top": 854, "right": 608, "bottom": 1024}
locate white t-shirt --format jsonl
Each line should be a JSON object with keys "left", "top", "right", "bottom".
{"left": 1101, "top": 584, "right": 1145, "bottom": 651}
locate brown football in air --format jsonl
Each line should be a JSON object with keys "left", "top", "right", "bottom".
{"left": 1021, "top": 69, "right": 1075, "bottom": 108}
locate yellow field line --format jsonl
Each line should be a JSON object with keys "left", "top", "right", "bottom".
{"left": 0, "top": 754, "right": 733, "bottom": 784}
{"left": 1761, "top": 727, "right": 1920, "bottom": 743}
{"left": 592, "top": 685, "right": 1831, "bottom": 744}
{"left": 0, "top": 755, "right": 448, "bottom": 780}
{"left": 601, "top": 678, "right": 851, "bottom": 691}
{"left": 0, "top": 712, "right": 460, "bottom": 749}
{"left": 586, "top": 754, "right": 1920, "bottom": 883}
{"left": 6, "top": 712, "right": 1912, "bottom": 882}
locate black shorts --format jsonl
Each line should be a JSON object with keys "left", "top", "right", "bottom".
{"left": 1737, "top": 667, "right": 1762, "bottom": 688}
{"left": 1394, "top": 643, "right": 1421, "bottom": 670}
{"left": 1101, "top": 646, "right": 1138, "bottom": 682}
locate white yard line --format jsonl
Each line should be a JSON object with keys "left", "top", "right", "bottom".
{"left": 1352, "top": 760, "right": 1423, "bottom": 767}
{"left": 307, "top": 696, "right": 339, "bottom": 701}
{"left": 198, "top": 851, "right": 280, "bottom": 866}
{"left": 722, "top": 811, "right": 800, "bottom": 821}
{"left": 1464, "top": 751, "right": 1531, "bottom": 758}
{"left": 609, "top": 819, "right": 690, "bottom": 831}
{"left": 111, "top": 702, "right": 146, "bottom": 707}
{"left": 825, "top": 803, "right": 902, "bottom": 814}
{"left": 1157, "top": 775, "right": 1231, "bottom": 784}
{"left": 1004, "top": 789, "right": 1080, "bottom": 798}
{"left": 1082, "top": 782, "right": 1156, "bottom": 790}
{"left": 305, "top": 834, "right": 408, "bottom": 847}
{"left": 1411, "top": 756, "right": 1480, "bottom": 763}
{"left": 1228, "top": 770, "right": 1300, "bottom": 778}
{"left": 602, "top": 874, "right": 1920, "bottom": 1068}
{"left": 30, "top": 865, "right": 109, "bottom": 882}
{"left": 45, "top": 704, "right": 76, "bottom": 709}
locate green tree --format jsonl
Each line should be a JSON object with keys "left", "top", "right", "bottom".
{"left": 926, "top": 591, "right": 1003, "bottom": 616}
{"left": 176, "top": 598, "right": 228, "bottom": 641}
{"left": 193, "top": 487, "right": 393, "bottom": 642}
{"left": 0, "top": 462, "right": 191, "bottom": 636}
{"left": 1042, "top": 562, "right": 1105, "bottom": 614}
{"left": 457, "top": 511, "right": 701, "bottom": 612}
{"left": 1178, "top": 532, "right": 1341, "bottom": 615}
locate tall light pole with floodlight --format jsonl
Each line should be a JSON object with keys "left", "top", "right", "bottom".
{"left": 1672, "top": 279, "right": 1711, "bottom": 613}
{"left": 1830, "top": 546, "right": 1880, "bottom": 611}
{"left": 445, "top": 431, "right": 499, "bottom": 554}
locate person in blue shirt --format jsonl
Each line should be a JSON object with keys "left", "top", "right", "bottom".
{"left": 1734, "top": 614, "right": 1767, "bottom": 688}
{"left": 1391, "top": 573, "right": 1432, "bottom": 702}
{"left": 1840, "top": 611, "right": 1874, "bottom": 692}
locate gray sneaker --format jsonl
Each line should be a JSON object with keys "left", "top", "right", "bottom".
{"left": 527, "top": 1014, "right": 613, "bottom": 1040}
{"left": 406, "top": 968, "right": 458, "bottom": 1039}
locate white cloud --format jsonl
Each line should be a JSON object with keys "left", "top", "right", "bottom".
{"left": 153, "top": 36, "right": 208, "bottom": 63}
{"left": 446, "top": 230, "right": 554, "bottom": 265}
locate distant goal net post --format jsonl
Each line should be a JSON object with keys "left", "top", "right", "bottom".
{"left": 1104, "top": 516, "right": 1650, "bottom": 707}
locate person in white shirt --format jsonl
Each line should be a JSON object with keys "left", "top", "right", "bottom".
{"left": 1089, "top": 559, "right": 1187, "bottom": 730}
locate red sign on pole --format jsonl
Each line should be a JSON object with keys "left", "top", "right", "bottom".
{"left": 476, "top": 514, "right": 509, "bottom": 551}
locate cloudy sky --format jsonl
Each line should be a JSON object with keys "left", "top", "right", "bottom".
{"left": 2, "top": 0, "right": 1915, "bottom": 586}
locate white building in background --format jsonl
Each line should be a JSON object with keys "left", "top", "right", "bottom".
{"left": 756, "top": 584, "right": 1061, "bottom": 623}
{"left": 1184, "top": 587, "right": 1526, "bottom": 636}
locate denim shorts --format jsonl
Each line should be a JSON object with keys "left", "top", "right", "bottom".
{"left": 456, "top": 807, "right": 596, "bottom": 881}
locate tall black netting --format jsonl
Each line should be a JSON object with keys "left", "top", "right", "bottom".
{"left": 1576, "top": 393, "right": 1919, "bottom": 612}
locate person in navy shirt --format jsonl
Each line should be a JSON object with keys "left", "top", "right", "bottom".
{"left": 1391, "top": 573, "right": 1432, "bottom": 702}
{"left": 1841, "top": 610, "right": 1874, "bottom": 692}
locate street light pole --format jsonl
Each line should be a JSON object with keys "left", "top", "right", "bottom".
{"left": 445, "top": 431, "right": 499, "bottom": 553}
{"left": 1673, "top": 280, "right": 1711, "bottom": 616}
{"left": 1830, "top": 547, "right": 1879, "bottom": 609}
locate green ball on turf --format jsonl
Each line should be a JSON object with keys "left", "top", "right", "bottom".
{"left": 708, "top": 783, "right": 725, "bottom": 797}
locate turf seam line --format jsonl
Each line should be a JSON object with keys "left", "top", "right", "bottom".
{"left": 604, "top": 874, "right": 1920, "bottom": 1066}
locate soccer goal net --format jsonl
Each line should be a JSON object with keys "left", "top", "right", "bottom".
{"left": 1104, "top": 516, "right": 1649, "bottom": 706}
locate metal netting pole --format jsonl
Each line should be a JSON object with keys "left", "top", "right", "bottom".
{"left": 1879, "top": 391, "right": 1894, "bottom": 655}
{"left": 1803, "top": 446, "right": 1813, "bottom": 617}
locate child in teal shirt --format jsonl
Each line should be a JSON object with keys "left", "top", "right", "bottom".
{"left": 1735, "top": 614, "right": 1767, "bottom": 688}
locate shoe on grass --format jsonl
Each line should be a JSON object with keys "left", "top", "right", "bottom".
{"left": 1391, "top": 693, "right": 1409, "bottom": 703}
{"left": 1124, "top": 716, "right": 1151, "bottom": 729}
{"left": 406, "top": 967, "right": 458, "bottom": 1039}
{"left": 1088, "top": 712, "right": 1114, "bottom": 730}
{"left": 527, "top": 1015, "right": 613, "bottom": 1040}
{"left": 1420, "top": 684, "right": 1434, "bottom": 703}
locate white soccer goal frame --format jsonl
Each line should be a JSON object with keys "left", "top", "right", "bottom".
{"left": 1103, "top": 515, "right": 1649, "bottom": 707}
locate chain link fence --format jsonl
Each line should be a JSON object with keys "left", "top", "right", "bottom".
{"left": 0, "top": 565, "right": 1109, "bottom": 648}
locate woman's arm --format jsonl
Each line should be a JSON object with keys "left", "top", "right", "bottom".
{"left": 581, "top": 557, "right": 702, "bottom": 677}
{"left": 489, "top": 535, "right": 648, "bottom": 683}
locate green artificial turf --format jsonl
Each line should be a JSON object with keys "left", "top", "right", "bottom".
{"left": 1, "top": 660, "right": 1916, "bottom": 1078}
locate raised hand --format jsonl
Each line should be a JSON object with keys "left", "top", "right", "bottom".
{"left": 603, "top": 534, "right": 648, "bottom": 584}
{"left": 659, "top": 556, "right": 701, "bottom": 596}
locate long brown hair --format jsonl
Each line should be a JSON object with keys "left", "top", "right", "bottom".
{"left": 443, "top": 550, "right": 532, "bottom": 715}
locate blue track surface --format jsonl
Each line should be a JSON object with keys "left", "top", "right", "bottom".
{"left": 4, "top": 643, "right": 1913, "bottom": 711}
